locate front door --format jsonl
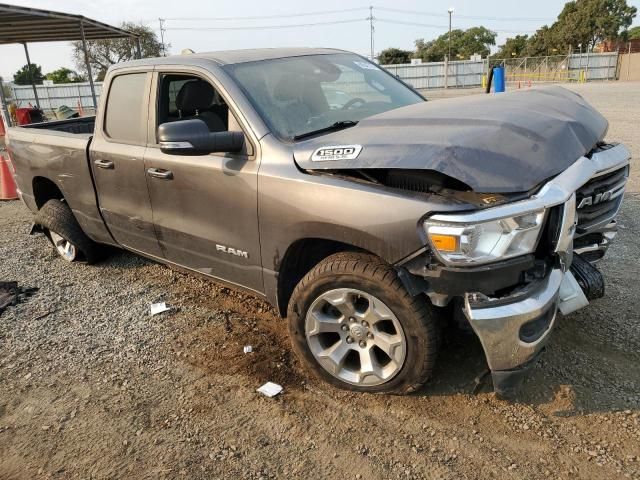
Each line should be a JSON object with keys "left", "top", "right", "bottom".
{"left": 144, "top": 71, "right": 263, "bottom": 292}
{"left": 90, "top": 70, "right": 163, "bottom": 258}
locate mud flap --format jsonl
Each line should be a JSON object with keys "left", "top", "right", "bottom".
{"left": 491, "top": 352, "right": 542, "bottom": 399}
{"left": 570, "top": 254, "right": 605, "bottom": 300}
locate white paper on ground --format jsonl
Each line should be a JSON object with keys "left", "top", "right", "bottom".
{"left": 256, "top": 382, "right": 283, "bottom": 397}
{"left": 150, "top": 302, "right": 170, "bottom": 316}
{"left": 243, "top": 345, "right": 253, "bottom": 354}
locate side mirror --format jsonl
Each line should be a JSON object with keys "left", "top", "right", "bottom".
{"left": 158, "top": 118, "right": 245, "bottom": 154}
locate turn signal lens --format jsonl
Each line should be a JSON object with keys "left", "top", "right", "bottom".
{"left": 428, "top": 233, "right": 458, "bottom": 252}
{"left": 424, "top": 209, "right": 546, "bottom": 266}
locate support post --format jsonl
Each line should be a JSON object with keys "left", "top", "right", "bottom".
{"left": 0, "top": 76, "right": 11, "bottom": 128}
{"left": 135, "top": 36, "right": 142, "bottom": 59}
{"left": 22, "top": 43, "right": 41, "bottom": 110}
{"left": 80, "top": 20, "right": 98, "bottom": 110}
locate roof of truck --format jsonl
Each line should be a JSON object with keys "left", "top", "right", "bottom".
{"left": 114, "top": 47, "right": 350, "bottom": 69}
{"left": 195, "top": 47, "right": 347, "bottom": 65}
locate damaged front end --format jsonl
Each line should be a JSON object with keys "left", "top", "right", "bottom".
{"left": 395, "top": 143, "right": 630, "bottom": 397}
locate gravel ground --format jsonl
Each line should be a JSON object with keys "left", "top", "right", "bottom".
{"left": 1, "top": 82, "right": 639, "bottom": 480}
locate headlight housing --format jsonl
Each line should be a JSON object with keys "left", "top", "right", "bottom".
{"left": 424, "top": 209, "right": 546, "bottom": 266}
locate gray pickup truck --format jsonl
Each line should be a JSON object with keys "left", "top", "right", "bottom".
{"left": 5, "top": 48, "right": 630, "bottom": 396}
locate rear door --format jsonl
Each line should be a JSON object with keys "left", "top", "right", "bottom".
{"left": 143, "top": 68, "right": 263, "bottom": 293}
{"left": 89, "top": 68, "right": 163, "bottom": 257}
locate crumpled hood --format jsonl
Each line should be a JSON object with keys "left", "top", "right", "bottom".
{"left": 293, "top": 86, "right": 608, "bottom": 193}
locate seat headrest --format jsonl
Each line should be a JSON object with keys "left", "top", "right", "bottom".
{"left": 273, "top": 75, "right": 303, "bottom": 102}
{"left": 176, "top": 80, "right": 214, "bottom": 113}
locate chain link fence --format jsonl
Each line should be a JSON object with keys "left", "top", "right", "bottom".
{"left": 384, "top": 52, "right": 619, "bottom": 90}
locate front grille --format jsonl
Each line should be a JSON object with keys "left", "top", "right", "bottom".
{"left": 575, "top": 165, "right": 628, "bottom": 234}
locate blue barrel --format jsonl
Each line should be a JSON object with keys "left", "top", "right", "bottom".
{"left": 493, "top": 66, "right": 505, "bottom": 93}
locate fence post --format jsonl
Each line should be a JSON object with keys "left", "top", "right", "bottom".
{"left": 444, "top": 55, "right": 449, "bottom": 89}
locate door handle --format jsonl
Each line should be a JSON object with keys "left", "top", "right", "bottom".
{"left": 94, "top": 159, "right": 114, "bottom": 169}
{"left": 147, "top": 168, "right": 173, "bottom": 180}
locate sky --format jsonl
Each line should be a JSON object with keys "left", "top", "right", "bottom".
{"left": 1, "top": 0, "right": 639, "bottom": 81}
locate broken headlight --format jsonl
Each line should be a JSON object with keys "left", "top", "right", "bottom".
{"left": 424, "top": 209, "right": 546, "bottom": 266}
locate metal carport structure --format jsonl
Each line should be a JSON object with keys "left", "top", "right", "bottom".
{"left": 0, "top": 3, "right": 140, "bottom": 126}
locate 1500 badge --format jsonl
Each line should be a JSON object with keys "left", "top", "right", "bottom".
{"left": 311, "top": 145, "right": 363, "bottom": 162}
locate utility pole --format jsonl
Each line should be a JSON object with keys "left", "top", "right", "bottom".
{"left": 159, "top": 18, "right": 167, "bottom": 56}
{"left": 448, "top": 7, "right": 454, "bottom": 61}
{"left": 368, "top": 6, "right": 375, "bottom": 61}
{"left": 445, "top": 7, "right": 454, "bottom": 89}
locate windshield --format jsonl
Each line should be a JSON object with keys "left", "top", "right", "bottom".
{"left": 223, "top": 53, "right": 424, "bottom": 141}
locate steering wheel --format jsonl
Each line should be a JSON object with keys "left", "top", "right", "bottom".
{"left": 342, "top": 97, "right": 366, "bottom": 110}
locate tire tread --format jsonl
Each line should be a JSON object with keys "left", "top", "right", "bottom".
{"left": 288, "top": 251, "right": 437, "bottom": 395}
{"left": 34, "top": 199, "right": 102, "bottom": 263}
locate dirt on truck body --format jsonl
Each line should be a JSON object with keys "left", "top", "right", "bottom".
{"left": 4, "top": 48, "right": 631, "bottom": 398}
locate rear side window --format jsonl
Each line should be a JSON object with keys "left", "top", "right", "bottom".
{"left": 104, "top": 73, "right": 148, "bottom": 144}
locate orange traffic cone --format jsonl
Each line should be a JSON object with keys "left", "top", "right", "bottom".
{"left": 0, "top": 153, "right": 18, "bottom": 200}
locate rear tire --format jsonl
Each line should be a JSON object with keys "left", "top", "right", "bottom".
{"left": 287, "top": 252, "right": 438, "bottom": 395}
{"left": 34, "top": 199, "right": 103, "bottom": 264}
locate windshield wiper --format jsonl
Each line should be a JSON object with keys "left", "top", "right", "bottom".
{"left": 293, "top": 120, "right": 359, "bottom": 141}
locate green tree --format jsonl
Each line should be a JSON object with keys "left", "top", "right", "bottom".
{"left": 627, "top": 25, "right": 640, "bottom": 39}
{"left": 378, "top": 48, "right": 413, "bottom": 65}
{"left": 71, "top": 23, "right": 164, "bottom": 81}
{"left": 415, "top": 26, "right": 497, "bottom": 62}
{"left": 526, "top": 0, "right": 636, "bottom": 56}
{"left": 45, "top": 67, "right": 86, "bottom": 84}
{"left": 525, "top": 25, "right": 560, "bottom": 56}
{"left": 13, "top": 63, "right": 44, "bottom": 85}
{"left": 492, "top": 35, "right": 529, "bottom": 59}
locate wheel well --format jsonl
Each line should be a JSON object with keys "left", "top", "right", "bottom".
{"left": 276, "top": 238, "right": 366, "bottom": 317}
{"left": 32, "top": 177, "right": 63, "bottom": 209}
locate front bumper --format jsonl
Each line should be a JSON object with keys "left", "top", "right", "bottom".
{"left": 418, "top": 144, "right": 631, "bottom": 395}
{"left": 465, "top": 266, "right": 596, "bottom": 396}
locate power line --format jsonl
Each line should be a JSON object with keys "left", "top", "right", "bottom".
{"left": 165, "top": 18, "right": 368, "bottom": 31}
{"left": 376, "top": 18, "right": 536, "bottom": 34}
{"left": 374, "top": 6, "right": 553, "bottom": 22}
{"left": 164, "top": 7, "right": 369, "bottom": 22}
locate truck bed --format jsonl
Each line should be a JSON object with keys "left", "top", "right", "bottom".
{"left": 24, "top": 116, "right": 95, "bottom": 136}
{"left": 5, "top": 117, "right": 110, "bottom": 243}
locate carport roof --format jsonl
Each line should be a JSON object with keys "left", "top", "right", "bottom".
{"left": 0, "top": 3, "right": 138, "bottom": 44}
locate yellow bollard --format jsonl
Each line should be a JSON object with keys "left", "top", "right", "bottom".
{"left": 481, "top": 73, "right": 487, "bottom": 89}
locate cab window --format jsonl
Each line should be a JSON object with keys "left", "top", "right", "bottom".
{"left": 157, "top": 74, "right": 229, "bottom": 133}
{"left": 104, "top": 73, "right": 148, "bottom": 144}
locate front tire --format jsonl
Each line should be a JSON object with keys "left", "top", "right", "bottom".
{"left": 34, "top": 199, "right": 102, "bottom": 264}
{"left": 287, "top": 252, "right": 438, "bottom": 394}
